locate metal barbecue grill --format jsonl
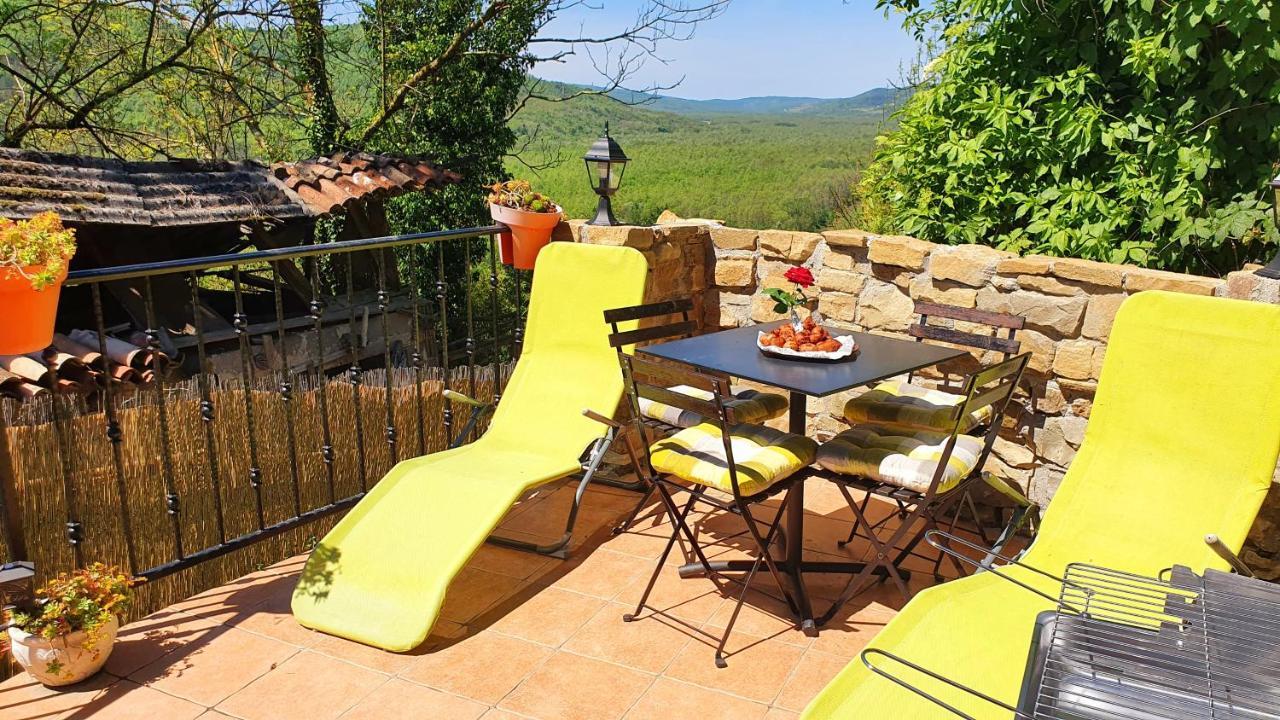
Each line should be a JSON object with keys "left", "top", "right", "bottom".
{"left": 862, "top": 534, "right": 1280, "bottom": 719}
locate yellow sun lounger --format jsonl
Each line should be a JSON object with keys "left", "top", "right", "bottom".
{"left": 802, "top": 291, "right": 1280, "bottom": 719}
{"left": 291, "top": 242, "right": 648, "bottom": 651}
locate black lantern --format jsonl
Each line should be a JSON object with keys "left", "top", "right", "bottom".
{"left": 584, "top": 123, "right": 629, "bottom": 226}
{"left": 1259, "top": 173, "right": 1280, "bottom": 279}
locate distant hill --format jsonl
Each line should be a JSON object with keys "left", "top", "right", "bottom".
{"left": 525, "top": 78, "right": 904, "bottom": 118}
{"left": 609, "top": 86, "right": 904, "bottom": 117}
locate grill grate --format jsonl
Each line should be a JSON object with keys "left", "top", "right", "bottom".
{"left": 1019, "top": 564, "right": 1280, "bottom": 720}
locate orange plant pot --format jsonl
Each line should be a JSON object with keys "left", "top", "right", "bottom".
{"left": 0, "top": 265, "right": 67, "bottom": 355}
{"left": 497, "top": 229, "right": 515, "bottom": 266}
{"left": 490, "top": 203, "right": 563, "bottom": 270}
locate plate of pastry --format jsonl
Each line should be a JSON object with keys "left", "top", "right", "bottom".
{"left": 756, "top": 317, "right": 858, "bottom": 362}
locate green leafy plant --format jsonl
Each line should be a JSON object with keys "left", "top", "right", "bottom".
{"left": 858, "top": 0, "right": 1279, "bottom": 276}
{"left": 487, "top": 179, "right": 559, "bottom": 214}
{"left": 6, "top": 563, "right": 137, "bottom": 654}
{"left": 0, "top": 212, "right": 77, "bottom": 289}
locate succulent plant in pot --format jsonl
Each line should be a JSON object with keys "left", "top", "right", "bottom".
{"left": 5, "top": 563, "right": 137, "bottom": 686}
{"left": 487, "top": 180, "right": 563, "bottom": 270}
{"left": 0, "top": 211, "right": 77, "bottom": 354}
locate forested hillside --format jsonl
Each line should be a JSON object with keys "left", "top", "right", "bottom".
{"left": 507, "top": 82, "right": 889, "bottom": 230}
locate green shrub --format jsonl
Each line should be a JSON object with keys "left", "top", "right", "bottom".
{"left": 860, "top": 0, "right": 1279, "bottom": 275}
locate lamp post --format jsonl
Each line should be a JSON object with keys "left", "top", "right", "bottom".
{"left": 1259, "top": 174, "right": 1280, "bottom": 279}
{"left": 584, "top": 123, "right": 629, "bottom": 226}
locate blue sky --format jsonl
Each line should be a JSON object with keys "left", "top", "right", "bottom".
{"left": 533, "top": 1, "right": 918, "bottom": 99}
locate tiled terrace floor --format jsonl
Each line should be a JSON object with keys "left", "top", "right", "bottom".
{"left": 1, "top": 475, "right": 946, "bottom": 720}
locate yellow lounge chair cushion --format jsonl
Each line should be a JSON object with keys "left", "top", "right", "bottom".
{"left": 843, "top": 380, "right": 992, "bottom": 433}
{"left": 650, "top": 422, "right": 817, "bottom": 497}
{"left": 639, "top": 384, "right": 788, "bottom": 428}
{"left": 816, "top": 426, "right": 982, "bottom": 494}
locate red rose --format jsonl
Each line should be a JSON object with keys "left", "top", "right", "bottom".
{"left": 784, "top": 266, "right": 815, "bottom": 288}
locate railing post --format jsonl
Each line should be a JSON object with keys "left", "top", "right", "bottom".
{"left": 0, "top": 428, "right": 28, "bottom": 562}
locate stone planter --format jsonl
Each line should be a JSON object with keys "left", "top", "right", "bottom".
{"left": 8, "top": 614, "right": 119, "bottom": 686}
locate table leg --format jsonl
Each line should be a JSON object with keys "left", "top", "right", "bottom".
{"left": 785, "top": 392, "right": 817, "bottom": 635}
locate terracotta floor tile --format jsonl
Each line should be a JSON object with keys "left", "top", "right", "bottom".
{"left": 562, "top": 601, "right": 698, "bottom": 673}
{"left": 664, "top": 631, "right": 805, "bottom": 704}
{"left": 229, "top": 594, "right": 321, "bottom": 648}
{"left": 551, "top": 548, "right": 648, "bottom": 600}
{"left": 617, "top": 569, "right": 726, "bottom": 626}
{"left": 106, "top": 608, "right": 224, "bottom": 677}
{"left": 400, "top": 632, "right": 553, "bottom": 705}
{"left": 765, "top": 708, "right": 801, "bottom": 720}
{"left": 169, "top": 572, "right": 296, "bottom": 626}
{"left": 466, "top": 544, "right": 556, "bottom": 580}
{"left": 0, "top": 672, "right": 116, "bottom": 720}
{"left": 478, "top": 710, "right": 532, "bottom": 720}
{"left": 774, "top": 650, "right": 850, "bottom": 711}
{"left": 623, "top": 677, "right": 770, "bottom": 720}
{"left": 131, "top": 626, "right": 299, "bottom": 706}
{"left": 488, "top": 586, "right": 606, "bottom": 647}
{"left": 499, "top": 651, "right": 653, "bottom": 720}
{"left": 440, "top": 567, "right": 529, "bottom": 624}
{"left": 336, "top": 677, "right": 487, "bottom": 720}
{"left": 215, "top": 650, "right": 386, "bottom": 720}
{"left": 196, "top": 712, "right": 240, "bottom": 719}
{"left": 703, "top": 589, "right": 810, "bottom": 647}
{"left": 63, "top": 680, "right": 204, "bottom": 720}
{"left": 306, "top": 631, "right": 425, "bottom": 675}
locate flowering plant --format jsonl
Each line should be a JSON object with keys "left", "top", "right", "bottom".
{"left": 6, "top": 563, "right": 137, "bottom": 651}
{"left": 0, "top": 212, "right": 77, "bottom": 289}
{"left": 763, "top": 265, "right": 816, "bottom": 315}
{"left": 486, "top": 179, "right": 559, "bottom": 214}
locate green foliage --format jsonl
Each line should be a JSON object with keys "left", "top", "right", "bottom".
{"left": 508, "top": 84, "right": 885, "bottom": 231}
{"left": 8, "top": 563, "right": 136, "bottom": 647}
{"left": 862, "top": 0, "right": 1280, "bottom": 275}
{"left": 0, "top": 212, "right": 77, "bottom": 289}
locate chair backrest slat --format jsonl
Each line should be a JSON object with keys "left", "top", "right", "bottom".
{"left": 609, "top": 320, "right": 699, "bottom": 348}
{"left": 962, "top": 377, "right": 1020, "bottom": 420}
{"left": 603, "top": 298, "right": 694, "bottom": 324}
{"left": 627, "top": 355, "right": 719, "bottom": 392}
{"left": 908, "top": 323, "right": 1021, "bottom": 355}
{"left": 969, "top": 352, "right": 1027, "bottom": 388}
{"left": 914, "top": 301, "right": 1026, "bottom": 330}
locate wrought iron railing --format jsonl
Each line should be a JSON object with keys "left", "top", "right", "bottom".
{"left": 0, "top": 224, "right": 525, "bottom": 584}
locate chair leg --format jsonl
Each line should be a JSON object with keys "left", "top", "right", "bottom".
{"left": 612, "top": 482, "right": 656, "bottom": 535}
{"left": 623, "top": 480, "right": 708, "bottom": 621}
{"left": 716, "top": 498, "right": 792, "bottom": 667}
{"left": 836, "top": 485, "right": 875, "bottom": 548}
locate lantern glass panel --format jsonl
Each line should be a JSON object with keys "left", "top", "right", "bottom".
{"left": 608, "top": 161, "right": 626, "bottom": 191}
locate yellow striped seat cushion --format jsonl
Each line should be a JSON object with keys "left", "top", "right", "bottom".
{"left": 816, "top": 426, "right": 983, "bottom": 495}
{"left": 639, "top": 385, "right": 788, "bottom": 428}
{"left": 649, "top": 422, "right": 817, "bottom": 497}
{"left": 843, "top": 381, "right": 992, "bottom": 433}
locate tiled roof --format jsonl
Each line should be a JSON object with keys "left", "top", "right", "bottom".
{"left": 0, "top": 148, "right": 457, "bottom": 227}
{"left": 270, "top": 151, "right": 460, "bottom": 216}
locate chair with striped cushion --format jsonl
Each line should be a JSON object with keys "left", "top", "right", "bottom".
{"left": 817, "top": 352, "right": 1029, "bottom": 605}
{"left": 604, "top": 299, "right": 788, "bottom": 533}
{"left": 618, "top": 352, "right": 817, "bottom": 668}
{"left": 839, "top": 301, "right": 1031, "bottom": 555}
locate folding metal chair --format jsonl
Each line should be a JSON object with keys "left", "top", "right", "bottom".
{"left": 838, "top": 301, "right": 1033, "bottom": 564}
{"left": 816, "top": 352, "right": 1030, "bottom": 613}
{"left": 604, "top": 299, "right": 788, "bottom": 534}
{"left": 616, "top": 350, "right": 817, "bottom": 668}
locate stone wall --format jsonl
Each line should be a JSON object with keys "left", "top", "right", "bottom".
{"left": 571, "top": 220, "right": 1280, "bottom": 573}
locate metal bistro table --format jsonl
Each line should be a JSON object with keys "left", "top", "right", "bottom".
{"left": 638, "top": 320, "right": 966, "bottom": 634}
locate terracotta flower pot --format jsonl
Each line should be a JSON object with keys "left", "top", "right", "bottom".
{"left": 0, "top": 264, "right": 68, "bottom": 355}
{"left": 8, "top": 614, "right": 119, "bottom": 687}
{"left": 489, "top": 203, "right": 562, "bottom": 270}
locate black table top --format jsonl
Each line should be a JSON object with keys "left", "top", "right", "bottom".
{"left": 638, "top": 320, "right": 968, "bottom": 397}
